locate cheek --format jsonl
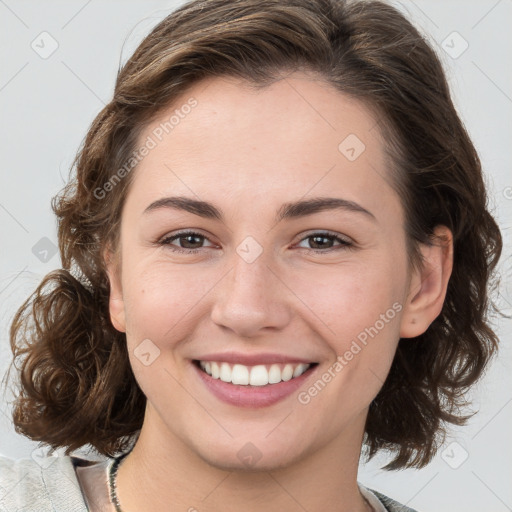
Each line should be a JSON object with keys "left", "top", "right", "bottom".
{"left": 121, "top": 262, "right": 218, "bottom": 346}
{"left": 294, "top": 267, "right": 405, "bottom": 419}
{"left": 294, "top": 261, "right": 404, "bottom": 341}
{"left": 120, "top": 265, "right": 215, "bottom": 404}
{"left": 290, "top": 258, "right": 407, "bottom": 406}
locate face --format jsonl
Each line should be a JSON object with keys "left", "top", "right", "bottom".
{"left": 106, "top": 72, "right": 442, "bottom": 472}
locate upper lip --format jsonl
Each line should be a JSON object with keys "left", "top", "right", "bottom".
{"left": 193, "top": 352, "right": 317, "bottom": 366}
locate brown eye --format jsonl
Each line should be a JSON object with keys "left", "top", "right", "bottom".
{"left": 174, "top": 233, "right": 204, "bottom": 249}
{"left": 159, "top": 231, "right": 214, "bottom": 253}
{"left": 297, "top": 232, "right": 353, "bottom": 252}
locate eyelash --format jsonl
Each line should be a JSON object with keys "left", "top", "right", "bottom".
{"left": 158, "top": 230, "right": 354, "bottom": 255}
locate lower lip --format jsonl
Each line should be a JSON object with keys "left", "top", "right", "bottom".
{"left": 193, "top": 361, "right": 318, "bottom": 408}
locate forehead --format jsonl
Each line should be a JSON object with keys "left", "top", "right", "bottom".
{"left": 126, "top": 72, "right": 397, "bottom": 221}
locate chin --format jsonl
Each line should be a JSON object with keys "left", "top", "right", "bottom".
{"left": 189, "top": 434, "right": 306, "bottom": 473}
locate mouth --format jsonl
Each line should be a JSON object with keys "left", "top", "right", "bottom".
{"left": 192, "top": 359, "right": 319, "bottom": 408}
{"left": 193, "top": 360, "right": 318, "bottom": 386}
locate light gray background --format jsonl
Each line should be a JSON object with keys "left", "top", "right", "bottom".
{"left": 0, "top": 1, "right": 511, "bottom": 511}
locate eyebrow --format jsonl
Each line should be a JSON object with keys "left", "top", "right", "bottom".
{"left": 143, "top": 196, "right": 376, "bottom": 222}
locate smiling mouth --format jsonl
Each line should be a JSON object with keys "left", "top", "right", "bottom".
{"left": 193, "top": 360, "right": 319, "bottom": 386}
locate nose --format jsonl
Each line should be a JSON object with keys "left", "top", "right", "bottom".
{"left": 210, "top": 250, "right": 292, "bottom": 338}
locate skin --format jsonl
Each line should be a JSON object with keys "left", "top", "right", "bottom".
{"left": 100, "top": 72, "right": 453, "bottom": 512}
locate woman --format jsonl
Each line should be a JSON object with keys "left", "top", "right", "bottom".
{"left": 0, "top": 0, "right": 502, "bottom": 511}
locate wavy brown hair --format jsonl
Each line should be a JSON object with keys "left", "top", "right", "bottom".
{"left": 3, "top": 0, "right": 502, "bottom": 469}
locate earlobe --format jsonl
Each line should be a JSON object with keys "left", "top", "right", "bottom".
{"left": 399, "top": 226, "right": 453, "bottom": 338}
{"left": 104, "top": 245, "right": 126, "bottom": 333}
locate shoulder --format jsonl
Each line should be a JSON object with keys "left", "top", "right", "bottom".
{"left": 0, "top": 453, "right": 89, "bottom": 512}
{"left": 370, "top": 488, "right": 419, "bottom": 512}
{"left": 359, "top": 483, "right": 419, "bottom": 512}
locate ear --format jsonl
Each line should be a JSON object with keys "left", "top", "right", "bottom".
{"left": 104, "top": 244, "right": 126, "bottom": 333}
{"left": 400, "top": 225, "right": 453, "bottom": 338}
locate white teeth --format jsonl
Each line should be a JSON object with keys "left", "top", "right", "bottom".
{"left": 293, "top": 363, "right": 309, "bottom": 378}
{"left": 220, "top": 362, "right": 231, "bottom": 382}
{"left": 268, "top": 364, "right": 281, "bottom": 384}
{"left": 281, "top": 364, "right": 293, "bottom": 381}
{"left": 198, "top": 360, "right": 312, "bottom": 386}
{"left": 231, "top": 364, "right": 249, "bottom": 385}
{"left": 250, "top": 365, "right": 269, "bottom": 386}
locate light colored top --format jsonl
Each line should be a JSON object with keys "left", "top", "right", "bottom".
{"left": 0, "top": 453, "right": 417, "bottom": 511}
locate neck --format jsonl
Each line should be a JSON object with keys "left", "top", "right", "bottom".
{"left": 116, "top": 406, "right": 371, "bottom": 512}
